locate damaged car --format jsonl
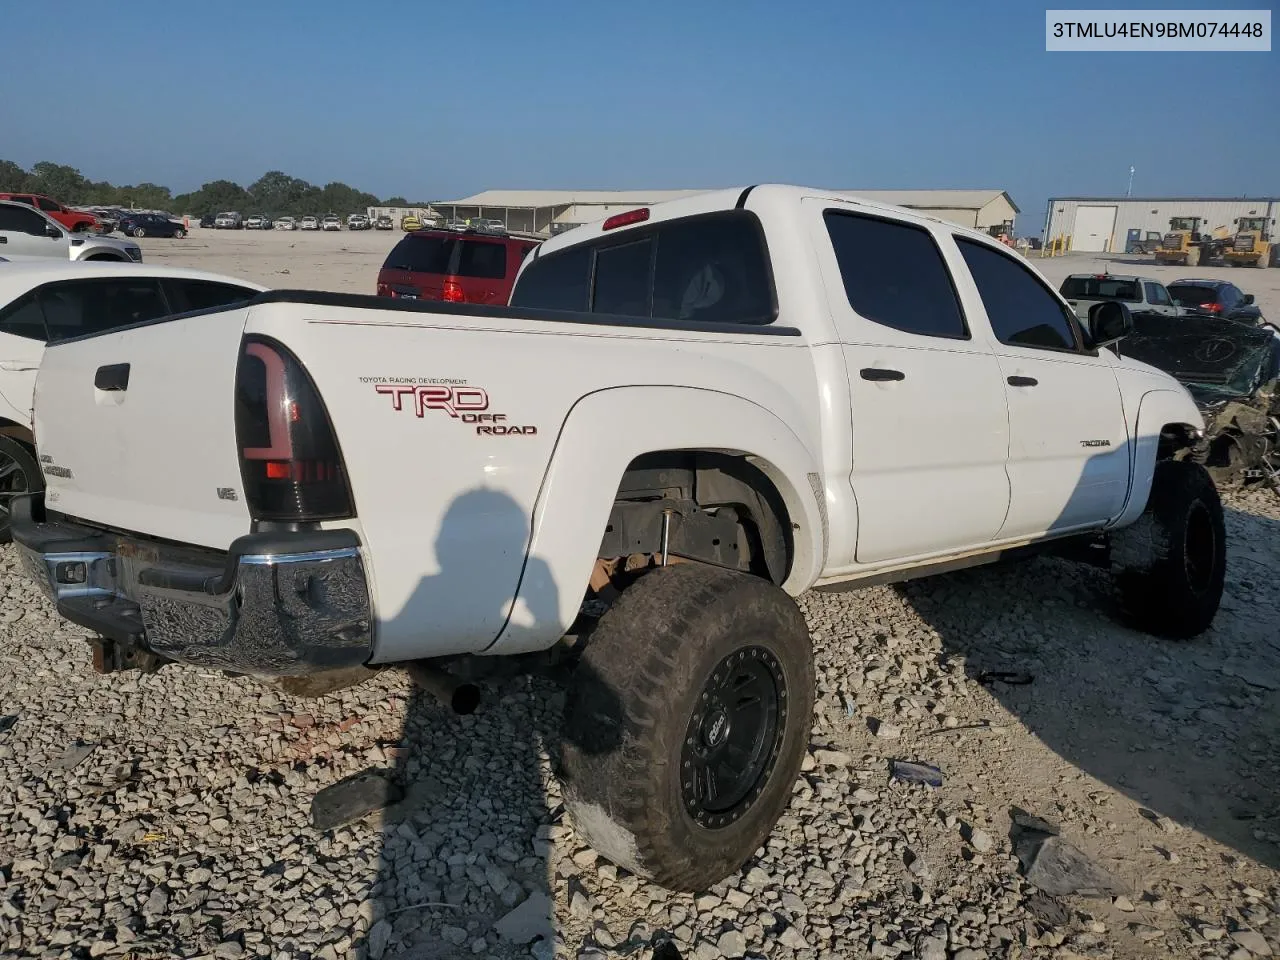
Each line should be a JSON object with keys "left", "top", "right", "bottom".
{"left": 1122, "top": 313, "right": 1280, "bottom": 493}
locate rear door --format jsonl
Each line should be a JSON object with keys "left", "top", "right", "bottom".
{"left": 34, "top": 304, "right": 252, "bottom": 548}
{"left": 953, "top": 237, "right": 1129, "bottom": 538}
{"left": 807, "top": 200, "right": 1011, "bottom": 564}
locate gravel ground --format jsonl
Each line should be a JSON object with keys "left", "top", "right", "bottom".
{"left": 1, "top": 484, "right": 1277, "bottom": 960}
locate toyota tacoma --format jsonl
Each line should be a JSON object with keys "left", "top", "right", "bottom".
{"left": 12, "top": 185, "right": 1224, "bottom": 892}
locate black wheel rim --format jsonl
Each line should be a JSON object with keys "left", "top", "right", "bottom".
{"left": 0, "top": 453, "right": 29, "bottom": 527}
{"left": 1184, "top": 500, "right": 1217, "bottom": 594}
{"left": 681, "top": 645, "right": 786, "bottom": 829}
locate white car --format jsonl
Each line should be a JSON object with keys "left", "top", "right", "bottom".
{"left": 321, "top": 215, "right": 342, "bottom": 231}
{"left": 274, "top": 217, "right": 298, "bottom": 231}
{"left": 0, "top": 201, "right": 141, "bottom": 263}
{"left": 14, "top": 185, "right": 1218, "bottom": 893}
{"left": 300, "top": 216, "right": 320, "bottom": 231}
{"left": 0, "top": 261, "right": 263, "bottom": 538}
{"left": 214, "top": 212, "right": 242, "bottom": 229}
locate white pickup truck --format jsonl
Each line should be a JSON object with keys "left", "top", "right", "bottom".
{"left": 13, "top": 185, "right": 1224, "bottom": 891}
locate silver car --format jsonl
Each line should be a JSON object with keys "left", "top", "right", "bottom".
{"left": 0, "top": 201, "right": 141, "bottom": 262}
{"left": 1059, "top": 273, "right": 1182, "bottom": 323}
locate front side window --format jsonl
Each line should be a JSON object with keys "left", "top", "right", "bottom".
{"left": 957, "top": 238, "right": 1081, "bottom": 351}
{"left": 0, "top": 205, "right": 52, "bottom": 235}
{"left": 37, "top": 279, "right": 170, "bottom": 341}
{"left": 0, "top": 293, "right": 49, "bottom": 341}
{"left": 1145, "top": 282, "right": 1171, "bottom": 307}
{"left": 824, "top": 211, "right": 967, "bottom": 339}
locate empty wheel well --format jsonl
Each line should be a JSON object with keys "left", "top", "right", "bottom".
{"left": 0, "top": 419, "right": 34, "bottom": 449}
{"left": 598, "top": 451, "right": 793, "bottom": 585}
{"left": 1158, "top": 422, "right": 1201, "bottom": 461}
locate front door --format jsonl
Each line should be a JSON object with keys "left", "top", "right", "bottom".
{"left": 0, "top": 204, "right": 68, "bottom": 258}
{"left": 807, "top": 199, "right": 1010, "bottom": 565}
{"left": 953, "top": 237, "right": 1130, "bottom": 537}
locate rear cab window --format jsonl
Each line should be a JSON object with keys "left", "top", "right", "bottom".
{"left": 38, "top": 279, "right": 171, "bottom": 341}
{"left": 1059, "top": 276, "right": 1140, "bottom": 301}
{"left": 511, "top": 210, "right": 776, "bottom": 326}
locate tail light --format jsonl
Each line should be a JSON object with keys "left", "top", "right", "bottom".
{"left": 376, "top": 282, "right": 391, "bottom": 297}
{"left": 235, "top": 336, "right": 353, "bottom": 522}
{"left": 442, "top": 279, "right": 464, "bottom": 302}
{"left": 1202, "top": 302, "right": 1223, "bottom": 313}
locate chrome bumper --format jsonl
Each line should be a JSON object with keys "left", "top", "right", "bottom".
{"left": 13, "top": 496, "right": 372, "bottom": 677}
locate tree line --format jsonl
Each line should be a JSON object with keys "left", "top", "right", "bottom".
{"left": 0, "top": 160, "right": 427, "bottom": 218}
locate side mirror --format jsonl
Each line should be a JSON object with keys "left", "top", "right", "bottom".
{"left": 1089, "top": 301, "right": 1133, "bottom": 348}
{"left": 1243, "top": 294, "right": 1255, "bottom": 305}
{"left": 45, "top": 223, "right": 62, "bottom": 239}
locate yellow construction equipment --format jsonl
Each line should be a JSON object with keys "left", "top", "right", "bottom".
{"left": 1153, "top": 216, "right": 1220, "bottom": 266}
{"left": 1223, "top": 216, "right": 1274, "bottom": 268}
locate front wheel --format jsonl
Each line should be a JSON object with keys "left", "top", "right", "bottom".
{"left": 559, "top": 564, "right": 815, "bottom": 892}
{"left": 174, "top": 228, "right": 186, "bottom": 239}
{"left": 1111, "top": 460, "right": 1225, "bottom": 639}
{"left": 0, "top": 437, "right": 42, "bottom": 544}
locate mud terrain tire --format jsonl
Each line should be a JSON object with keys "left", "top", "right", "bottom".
{"left": 1111, "top": 460, "right": 1225, "bottom": 638}
{"left": 560, "top": 563, "right": 814, "bottom": 892}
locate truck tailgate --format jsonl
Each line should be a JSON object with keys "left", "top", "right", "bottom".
{"left": 33, "top": 309, "right": 252, "bottom": 549}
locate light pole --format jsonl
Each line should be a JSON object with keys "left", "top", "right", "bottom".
{"left": 1126, "top": 166, "right": 1135, "bottom": 198}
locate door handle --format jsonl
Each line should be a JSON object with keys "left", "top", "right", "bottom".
{"left": 860, "top": 367, "right": 905, "bottom": 382}
{"left": 0, "top": 361, "right": 38, "bottom": 372}
{"left": 1007, "top": 375, "right": 1038, "bottom": 387}
{"left": 94, "top": 363, "right": 130, "bottom": 391}
{"left": 0, "top": 236, "right": 7, "bottom": 243}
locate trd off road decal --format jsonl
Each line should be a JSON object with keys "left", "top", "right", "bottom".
{"left": 367, "top": 379, "right": 537, "bottom": 436}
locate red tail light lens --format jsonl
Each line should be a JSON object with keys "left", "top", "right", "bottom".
{"left": 442, "top": 279, "right": 464, "bottom": 302}
{"left": 235, "top": 336, "right": 353, "bottom": 522}
{"left": 1203, "top": 302, "right": 1223, "bottom": 313}
{"left": 376, "top": 282, "right": 391, "bottom": 297}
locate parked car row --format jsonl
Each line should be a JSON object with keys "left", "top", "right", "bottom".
{"left": 193, "top": 212, "right": 382, "bottom": 231}
{"left": 1060, "top": 272, "right": 1267, "bottom": 327}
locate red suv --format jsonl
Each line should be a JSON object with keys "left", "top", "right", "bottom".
{"left": 377, "top": 229, "right": 539, "bottom": 304}
{"left": 0, "top": 193, "right": 100, "bottom": 232}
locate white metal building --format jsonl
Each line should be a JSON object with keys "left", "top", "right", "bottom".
{"left": 1044, "top": 196, "right": 1280, "bottom": 253}
{"left": 370, "top": 188, "right": 1019, "bottom": 237}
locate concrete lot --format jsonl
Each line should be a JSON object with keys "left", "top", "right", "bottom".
{"left": 136, "top": 227, "right": 1280, "bottom": 324}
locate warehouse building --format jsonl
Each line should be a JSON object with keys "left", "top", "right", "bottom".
{"left": 1044, "top": 196, "right": 1280, "bottom": 253}
{"left": 369, "top": 188, "right": 1019, "bottom": 237}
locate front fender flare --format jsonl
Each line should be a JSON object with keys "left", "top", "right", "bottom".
{"left": 1111, "top": 388, "right": 1204, "bottom": 529}
{"left": 487, "top": 386, "right": 826, "bottom": 655}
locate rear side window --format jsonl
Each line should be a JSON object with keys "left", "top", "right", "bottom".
{"left": 1060, "top": 276, "right": 1139, "bottom": 301}
{"left": 957, "top": 239, "right": 1080, "bottom": 351}
{"left": 0, "top": 293, "right": 49, "bottom": 341}
{"left": 509, "top": 246, "right": 591, "bottom": 311}
{"left": 455, "top": 240, "right": 507, "bottom": 279}
{"left": 36, "top": 197, "right": 62, "bottom": 212}
{"left": 511, "top": 211, "right": 775, "bottom": 325}
{"left": 37, "top": 279, "right": 170, "bottom": 341}
{"left": 166, "top": 279, "right": 257, "bottom": 313}
{"left": 823, "top": 211, "right": 967, "bottom": 339}
{"left": 385, "top": 235, "right": 452, "bottom": 274}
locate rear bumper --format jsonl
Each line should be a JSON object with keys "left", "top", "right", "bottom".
{"left": 11, "top": 494, "right": 372, "bottom": 677}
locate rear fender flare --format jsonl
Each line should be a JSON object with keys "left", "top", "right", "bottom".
{"left": 1111, "top": 388, "right": 1204, "bottom": 529}
{"left": 487, "top": 386, "right": 826, "bottom": 655}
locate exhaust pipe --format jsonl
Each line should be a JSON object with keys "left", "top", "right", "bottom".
{"left": 407, "top": 662, "right": 481, "bottom": 715}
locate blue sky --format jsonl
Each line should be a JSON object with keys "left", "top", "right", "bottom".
{"left": 2, "top": 0, "right": 1275, "bottom": 233}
